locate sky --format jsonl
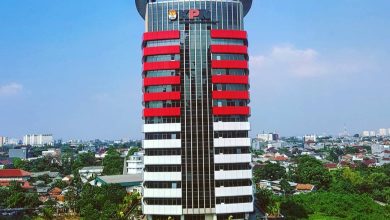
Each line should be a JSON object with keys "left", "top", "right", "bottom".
{"left": 0, "top": 0, "right": 390, "bottom": 140}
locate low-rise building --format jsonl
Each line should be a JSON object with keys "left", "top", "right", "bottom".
{"left": 42, "top": 148, "right": 61, "bottom": 157}
{"left": 371, "top": 144, "right": 385, "bottom": 155}
{"left": 94, "top": 174, "right": 142, "bottom": 193}
{"left": 0, "top": 169, "right": 32, "bottom": 189}
{"left": 295, "top": 184, "right": 316, "bottom": 194}
{"left": 0, "top": 169, "right": 31, "bottom": 181}
{"left": 125, "top": 152, "right": 144, "bottom": 174}
{"left": 79, "top": 166, "right": 103, "bottom": 183}
{"left": 9, "top": 148, "right": 28, "bottom": 159}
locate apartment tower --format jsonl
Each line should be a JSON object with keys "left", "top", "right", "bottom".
{"left": 136, "top": 1, "right": 253, "bottom": 219}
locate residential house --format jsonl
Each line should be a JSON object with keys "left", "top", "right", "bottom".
{"left": 93, "top": 174, "right": 142, "bottom": 193}
{"left": 79, "top": 166, "right": 103, "bottom": 183}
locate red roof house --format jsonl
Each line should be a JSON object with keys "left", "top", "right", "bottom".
{"left": 0, "top": 169, "right": 31, "bottom": 181}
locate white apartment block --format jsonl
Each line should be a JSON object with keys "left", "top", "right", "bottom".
{"left": 0, "top": 136, "right": 6, "bottom": 147}
{"left": 378, "top": 128, "right": 388, "bottom": 137}
{"left": 23, "top": 134, "right": 54, "bottom": 146}
{"left": 126, "top": 152, "right": 144, "bottom": 174}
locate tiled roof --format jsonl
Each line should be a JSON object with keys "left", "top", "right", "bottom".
{"left": 296, "top": 184, "right": 315, "bottom": 191}
{"left": 274, "top": 156, "right": 288, "bottom": 161}
{"left": 0, "top": 160, "right": 12, "bottom": 165}
{"left": 0, "top": 180, "right": 33, "bottom": 189}
{"left": 49, "top": 187, "right": 62, "bottom": 194}
{"left": 0, "top": 169, "right": 31, "bottom": 177}
{"left": 324, "top": 163, "right": 337, "bottom": 168}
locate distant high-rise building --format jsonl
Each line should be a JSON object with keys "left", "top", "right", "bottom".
{"left": 369, "top": 131, "right": 376, "bottom": 137}
{"left": 0, "top": 136, "right": 6, "bottom": 147}
{"left": 136, "top": 0, "right": 254, "bottom": 219}
{"left": 362, "top": 131, "right": 370, "bottom": 137}
{"left": 378, "top": 128, "right": 388, "bottom": 137}
{"left": 256, "top": 133, "right": 279, "bottom": 142}
{"left": 23, "top": 134, "right": 54, "bottom": 146}
{"left": 6, "top": 138, "right": 20, "bottom": 146}
{"left": 304, "top": 135, "right": 317, "bottom": 143}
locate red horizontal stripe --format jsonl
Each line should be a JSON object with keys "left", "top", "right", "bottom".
{"left": 143, "top": 46, "right": 181, "bottom": 57}
{"left": 213, "top": 106, "right": 250, "bottom": 116}
{"left": 144, "top": 76, "right": 181, "bottom": 86}
{"left": 211, "top": 30, "right": 247, "bottom": 40}
{"left": 212, "top": 60, "right": 248, "bottom": 69}
{"left": 211, "top": 45, "right": 248, "bottom": 55}
{"left": 143, "top": 30, "right": 180, "bottom": 42}
{"left": 143, "top": 61, "right": 180, "bottom": 71}
{"left": 212, "top": 91, "right": 249, "bottom": 100}
{"left": 212, "top": 75, "right": 248, "bottom": 84}
{"left": 143, "top": 107, "right": 181, "bottom": 117}
{"left": 143, "top": 92, "right": 181, "bottom": 101}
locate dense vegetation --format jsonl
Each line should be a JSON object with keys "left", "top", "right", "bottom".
{"left": 281, "top": 192, "right": 390, "bottom": 220}
{"left": 254, "top": 155, "right": 390, "bottom": 219}
{"left": 102, "top": 147, "right": 124, "bottom": 175}
{"left": 78, "top": 184, "right": 141, "bottom": 220}
{"left": 0, "top": 182, "right": 41, "bottom": 209}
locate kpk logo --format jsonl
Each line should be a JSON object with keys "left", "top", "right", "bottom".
{"left": 168, "top": 9, "right": 214, "bottom": 24}
{"left": 168, "top": 10, "right": 177, "bottom": 20}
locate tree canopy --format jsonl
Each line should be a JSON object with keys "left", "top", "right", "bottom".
{"left": 103, "top": 147, "right": 124, "bottom": 175}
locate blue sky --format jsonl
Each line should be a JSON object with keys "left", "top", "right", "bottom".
{"left": 0, "top": 0, "right": 389, "bottom": 140}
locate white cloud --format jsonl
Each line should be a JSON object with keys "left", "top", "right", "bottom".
{"left": 0, "top": 83, "right": 23, "bottom": 97}
{"left": 250, "top": 45, "right": 372, "bottom": 78}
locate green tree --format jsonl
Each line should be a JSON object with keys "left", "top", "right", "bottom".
{"left": 64, "top": 187, "right": 78, "bottom": 213}
{"left": 280, "top": 192, "right": 390, "bottom": 219}
{"left": 291, "top": 155, "right": 332, "bottom": 189}
{"left": 280, "top": 178, "right": 294, "bottom": 195}
{"left": 77, "top": 184, "right": 127, "bottom": 219}
{"left": 127, "top": 147, "right": 140, "bottom": 158}
{"left": 4, "top": 182, "right": 41, "bottom": 208}
{"left": 254, "top": 162, "right": 286, "bottom": 182}
{"left": 42, "top": 206, "right": 54, "bottom": 220}
{"left": 80, "top": 204, "right": 99, "bottom": 220}
{"left": 13, "top": 158, "right": 28, "bottom": 170}
{"left": 103, "top": 148, "right": 124, "bottom": 175}
{"left": 51, "top": 180, "right": 68, "bottom": 189}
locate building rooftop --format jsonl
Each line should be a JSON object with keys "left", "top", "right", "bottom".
{"left": 135, "top": 0, "right": 253, "bottom": 19}
{"left": 96, "top": 174, "right": 142, "bottom": 187}
{"left": 296, "top": 184, "right": 315, "bottom": 191}
{"left": 0, "top": 180, "right": 33, "bottom": 189}
{"left": 0, "top": 169, "right": 31, "bottom": 177}
{"left": 79, "top": 166, "right": 104, "bottom": 171}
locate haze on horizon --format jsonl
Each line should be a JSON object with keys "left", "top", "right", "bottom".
{"left": 0, "top": 0, "right": 389, "bottom": 140}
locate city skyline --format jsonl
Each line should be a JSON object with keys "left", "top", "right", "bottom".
{"left": 1, "top": 0, "right": 390, "bottom": 140}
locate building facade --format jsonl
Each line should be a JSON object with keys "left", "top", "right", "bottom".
{"left": 126, "top": 152, "right": 145, "bottom": 174}
{"left": 0, "top": 136, "right": 6, "bottom": 147}
{"left": 23, "top": 134, "right": 54, "bottom": 146}
{"left": 9, "top": 148, "right": 28, "bottom": 159}
{"left": 136, "top": 1, "right": 253, "bottom": 219}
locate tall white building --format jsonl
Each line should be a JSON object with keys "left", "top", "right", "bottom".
{"left": 23, "top": 134, "right": 54, "bottom": 146}
{"left": 6, "top": 138, "right": 20, "bottom": 146}
{"left": 378, "top": 129, "right": 388, "bottom": 137}
{"left": 304, "top": 135, "right": 317, "bottom": 143}
{"left": 0, "top": 136, "right": 6, "bottom": 147}
{"left": 256, "top": 133, "right": 279, "bottom": 142}
{"left": 137, "top": 0, "right": 254, "bottom": 219}
{"left": 362, "top": 131, "right": 370, "bottom": 137}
